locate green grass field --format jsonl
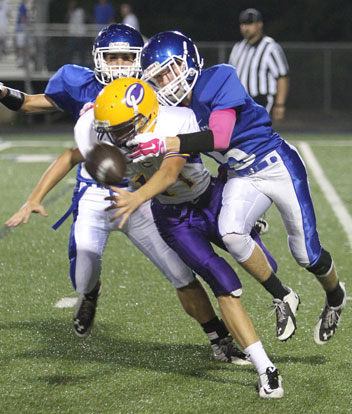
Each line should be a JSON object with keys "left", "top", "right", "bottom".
{"left": 0, "top": 133, "right": 351, "bottom": 414}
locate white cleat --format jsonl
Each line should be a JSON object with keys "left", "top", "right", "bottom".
{"left": 271, "top": 288, "right": 300, "bottom": 341}
{"left": 258, "top": 367, "right": 284, "bottom": 399}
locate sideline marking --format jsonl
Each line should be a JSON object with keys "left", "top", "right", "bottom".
{"left": 0, "top": 142, "right": 12, "bottom": 151}
{"left": 0, "top": 140, "right": 73, "bottom": 150}
{"left": 55, "top": 297, "right": 77, "bottom": 308}
{"left": 297, "top": 141, "right": 352, "bottom": 250}
{"left": 0, "top": 154, "right": 57, "bottom": 162}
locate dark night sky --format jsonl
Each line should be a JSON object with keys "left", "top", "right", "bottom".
{"left": 51, "top": 0, "right": 352, "bottom": 42}
{"left": 135, "top": 0, "right": 352, "bottom": 42}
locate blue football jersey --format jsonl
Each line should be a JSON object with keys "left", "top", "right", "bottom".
{"left": 44, "top": 65, "right": 103, "bottom": 120}
{"left": 190, "top": 64, "right": 283, "bottom": 170}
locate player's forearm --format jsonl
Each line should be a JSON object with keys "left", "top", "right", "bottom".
{"left": 174, "top": 130, "right": 215, "bottom": 153}
{"left": 0, "top": 83, "right": 56, "bottom": 113}
{"left": 21, "top": 94, "right": 58, "bottom": 113}
{"left": 174, "top": 110, "right": 235, "bottom": 154}
{"left": 165, "top": 136, "right": 181, "bottom": 152}
{"left": 135, "top": 167, "right": 179, "bottom": 204}
{"left": 28, "top": 148, "right": 82, "bottom": 202}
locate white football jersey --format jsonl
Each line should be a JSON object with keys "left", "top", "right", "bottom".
{"left": 74, "top": 106, "right": 211, "bottom": 204}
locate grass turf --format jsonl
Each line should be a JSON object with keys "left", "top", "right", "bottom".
{"left": 0, "top": 133, "right": 351, "bottom": 413}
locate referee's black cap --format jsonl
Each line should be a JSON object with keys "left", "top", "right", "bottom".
{"left": 239, "top": 8, "right": 263, "bottom": 24}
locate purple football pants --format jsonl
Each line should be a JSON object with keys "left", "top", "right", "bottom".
{"left": 151, "top": 177, "right": 277, "bottom": 297}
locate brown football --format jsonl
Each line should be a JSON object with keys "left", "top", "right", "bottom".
{"left": 85, "top": 142, "right": 127, "bottom": 186}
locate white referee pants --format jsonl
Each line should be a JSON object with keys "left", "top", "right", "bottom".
{"left": 219, "top": 141, "right": 322, "bottom": 267}
{"left": 69, "top": 184, "right": 195, "bottom": 294}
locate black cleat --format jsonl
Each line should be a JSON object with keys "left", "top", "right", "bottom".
{"left": 73, "top": 281, "right": 101, "bottom": 338}
{"left": 314, "top": 282, "right": 346, "bottom": 345}
{"left": 254, "top": 218, "right": 269, "bottom": 235}
{"left": 211, "top": 336, "right": 252, "bottom": 365}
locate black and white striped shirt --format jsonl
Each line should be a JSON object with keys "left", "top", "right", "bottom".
{"left": 228, "top": 36, "right": 289, "bottom": 109}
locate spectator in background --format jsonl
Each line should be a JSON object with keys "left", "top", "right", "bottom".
{"left": 94, "top": 0, "right": 114, "bottom": 28}
{"left": 67, "top": 0, "right": 87, "bottom": 66}
{"left": 0, "top": 0, "right": 9, "bottom": 59}
{"left": 228, "top": 8, "right": 289, "bottom": 123}
{"left": 16, "top": 0, "right": 29, "bottom": 67}
{"left": 120, "top": 3, "right": 139, "bottom": 31}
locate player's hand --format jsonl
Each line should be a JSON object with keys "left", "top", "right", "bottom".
{"left": 104, "top": 187, "right": 144, "bottom": 229}
{"left": 127, "top": 132, "right": 167, "bottom": 162}
{"left": 79, "top": 102, "right": 94, "bottom": 117}
{"left": 5, "top": 200, "right": 48, "bottom": 227}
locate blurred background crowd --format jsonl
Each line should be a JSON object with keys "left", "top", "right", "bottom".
{"left": 1, "top": 0, "right": 352, "bottom": 131}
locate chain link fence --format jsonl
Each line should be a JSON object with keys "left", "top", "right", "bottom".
{"left": 1, "top": 25, "right": 352, "bottom": 130}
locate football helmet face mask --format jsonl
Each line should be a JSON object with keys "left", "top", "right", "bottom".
{"left": 94, "top": 78, "right": 159, "bottom": 146}
{"left": 93, "top": 23, "right": 144, "bottom": 85}
{"left": 141, "top": 31, "right": 203, "bottom": 106}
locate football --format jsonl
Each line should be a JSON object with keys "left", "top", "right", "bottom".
{"left": 85, "top": 142, "right": 127, "bottom": 186}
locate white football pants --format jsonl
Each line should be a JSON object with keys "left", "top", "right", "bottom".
{"left": 219, "top": 141, "right": 322, "bottom": 268}
{"left": 69, "top": 183, "right": 195, "bottom": 294}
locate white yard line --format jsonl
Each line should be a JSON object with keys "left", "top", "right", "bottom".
{"left": 9, "top": 140, "right": 74, "bottom": 147}
{"left": 55, "top": 297, "right": 77, "bottom": 308}
{"left": 0, "top": 154, "right": 58, "bottom": 162}
{"left": 297, "top": 141, "right": 352, "bottom": 250}
{"left": 0, "top": 140, "right": 73, "bottom": 150}
{"left": 296, "top": 140, "right": 352, "bottom": 147}
{"left": 0, "top": 142, "right": 13, "bottom": 151}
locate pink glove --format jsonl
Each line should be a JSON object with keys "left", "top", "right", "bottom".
{"left": 79, "top": 102, "right": 94, "bottom": 117}
{"left": 128, "top": 133, "right": 167, "bottom": 162}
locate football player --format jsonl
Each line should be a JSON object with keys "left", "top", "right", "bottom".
{"left": 88, "top": 77, "right": 284, "bottom": 398}
{"left": 0, "top": 23, "right": 143, "bottom": 118}
{"left": 128, "top": 30, "right": 346, "bottom": 346}
{"left": 4, "top": 24, "right": 251, "bottom": 364}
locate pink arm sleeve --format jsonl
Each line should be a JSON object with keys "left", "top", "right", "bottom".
{"left": 209, "top": 108, "right": 236, "bottom": 150}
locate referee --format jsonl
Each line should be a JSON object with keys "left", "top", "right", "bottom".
{"left": 228, "top": 8, "right": 289, "bottom": 122}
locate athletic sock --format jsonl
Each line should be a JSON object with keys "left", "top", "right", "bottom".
{"left": 244, "top": 340, "right": 274, "bottom": 375}
{"left": 201, "top": 316, "right": 229, "bottom": 345}
{"left": 327, "top": 282, "right": 345, "bottom": 307}
{"left": 261, "top": 272, "right": 290, "bottom": 300}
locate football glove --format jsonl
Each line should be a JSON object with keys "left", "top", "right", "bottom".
{"left": 128, "top": 133, "right": 167, "bottom": 162}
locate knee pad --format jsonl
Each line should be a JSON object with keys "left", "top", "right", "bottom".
{"left": 306, "top": 248, "right": 333, "bottom": 276}
{"left": 222, "top": 233, "right": 255, "bottom": 263}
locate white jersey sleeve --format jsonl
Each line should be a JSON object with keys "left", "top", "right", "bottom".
{"left": 74, "top": 108, "right": 96, "bottom": 158}
{"left": 74, "top": 108, "right": 103, "bottom": 181}
{"left": 125, "top": 106, "right": 211, "bottom": 204}
{"left": 154, "top": 106, "right": 200, "bottom": 136}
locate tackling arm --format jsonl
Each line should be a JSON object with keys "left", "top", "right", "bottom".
{"left": 5, "top": 147, "right": 84, "bottom": 227}
{"left": 0, "top": 83, "right": 57, "bottom": 113}
{"left": 105, "top": 155, "right": 187, "bottom": 228}
{"left": 130, "top": 109, "right": 236, "bottom": 160}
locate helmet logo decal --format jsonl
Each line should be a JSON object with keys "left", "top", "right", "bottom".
{"left": 109, "top": 41, "right": 129, "bottom": 48}
{"left": 125, "top": 83, "right": 145, "bottom": 113}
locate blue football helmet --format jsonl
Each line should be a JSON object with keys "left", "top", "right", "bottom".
{"left": 93, "top": 23, "right": 144, "bottom": 85}
{"left": 141, "top": 31, "right": 203, "bottom": 106}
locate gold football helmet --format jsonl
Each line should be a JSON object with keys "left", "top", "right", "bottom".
{"left": 94, "top": 77, "right": 159, "bottom": 145}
